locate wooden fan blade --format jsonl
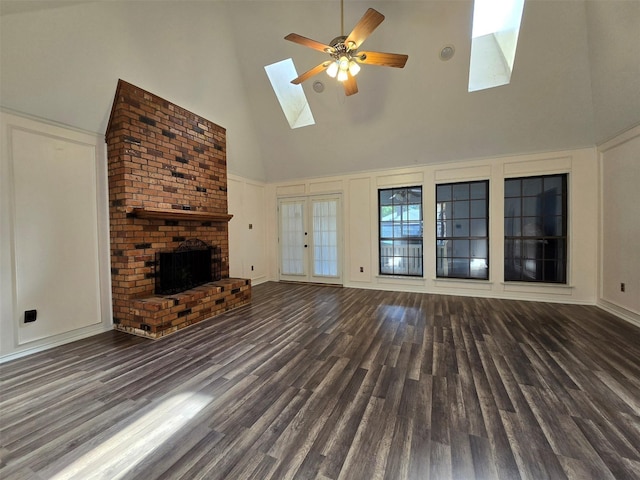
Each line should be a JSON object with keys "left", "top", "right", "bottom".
{"left": 345, "top": 8, "right": 385, "bottom": 50}
{"left": 285, "top": 33, "right": 334, "bottom": 54}
{"left": 357, "top": 51, "right": 408, "bottom": 68}
{"left": 291, "top": 62, "right": 331, "bottom": 84}
{"left": 343, "top": 73, "right": 358, "bottom": 96}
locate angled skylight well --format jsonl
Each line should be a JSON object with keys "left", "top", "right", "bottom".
{"left": 469, "top": 0, "right": 525, "bottom": 92}
{"left": 265, "top": 59, "right": 315, "bottom": 129}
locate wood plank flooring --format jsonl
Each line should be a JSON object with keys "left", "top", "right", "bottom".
{"left": 1, "top": 282, "right": 640, "bottom": 479}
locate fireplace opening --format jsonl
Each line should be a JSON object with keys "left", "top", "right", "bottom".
{"left": 155, "top": 239, "right": 221, "bottom": 295}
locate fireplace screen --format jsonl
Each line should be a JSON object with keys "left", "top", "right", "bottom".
{"left": 155, "top": 239, "right": 221, "bottom": 295}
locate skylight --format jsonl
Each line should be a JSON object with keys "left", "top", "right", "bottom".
{"left": 468, "top": 0, "right": 525, "bottom": 92}
{"left": 264, "top": 59, "right": 315, "bottom": 129}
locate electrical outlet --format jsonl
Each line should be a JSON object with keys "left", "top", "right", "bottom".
{"left": 621, "top": 283, "right": 625, "bottom": 292}
{"left": 24, "top": 310, "right": 37, "bottom": 323}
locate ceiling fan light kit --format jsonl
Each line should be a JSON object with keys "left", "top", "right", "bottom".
{"left": 284, "top": 3, "right": 408, "bottom": 96}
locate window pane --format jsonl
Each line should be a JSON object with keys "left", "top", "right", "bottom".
{"left": 407, "top": 188, "right": 422, "bottom": 203}
{"left": 504, "top": 217, "right": 520, "bottom": 236}
{"left": 552, "top": 195, "right": 564, "bottom": 215}
{"left": 380, "top": 222, "right": 393, "bottom": 238}
{"left": 542, "top": 216, "right": 563, "bottom": 236}
{"left": 470, "top": 182, "right": 487, "bottom": 199}
{"left": 504, "top": 197, "right": 520, "bottom": 216}
{"left": 438, "top": 240, "right": 452, "bottom": 257}
{"left": 522, "top": 217, "right": 541, "bottom": 236}
{"left": 280, "top": 202, "right": 305, "bottom": 275}
{"left": 436, "top": 258, "right": 449, "bottom": 277}
{"left": 505, "top": 179, "right": 521, "bottom": 197}
{"left": 504, "top": 238, "right": 520, "bottom": 257}
{"left": 545, "top": 238, "right": 566, "bottom": 261}
{"left": 523, "top": 197, "right": 539, "bottom": 216}
{"left": 450, "top": 259, "right": 470, "bottom": 277}
{"left": 470, "top": 199, "right": 486, "bottom": 218}
{"left": 453, "top": 184, "right": 469, "bottom": 200}
{"left": 521, "top": 239, "right": 539, "bottom": 259}
{"left": 452, "top": 240, "right": 470, "bottom": 257}
{"left": 436, "top": 184, "right": 452, "bottom": 201}
{"left": 523, "top": 177, "right": 542, "bottom": 196}
{"left": 470, "top": 259, "right": 488, "bottom": 278}
{"left": 313, "top": 200, "right": 338, "bottom": 277}
{"left": 407, "top": 204, "right": 422, "bottom": 221}
{"left": 544, "top": 176, "right": 562, "bottom": 193}
{"left": 470, "top": 219, "right": 487, "bottom": 237}
{"left": 439, "top": 201, "right": 453, "bottom": 218}
{"left": 453, "top": 201, "right": 469, "bottom": 219}
{"left": 452, "top": 220, "right": 469, "bottom": 237}
{"left": 380, "top": 189, "right": 394, "bottom": 205}
{"left": 438, "top": 219, "right": 452, "bottom": 239}
{"left": 470, "top": 239, "right": 487, "bottom": 258}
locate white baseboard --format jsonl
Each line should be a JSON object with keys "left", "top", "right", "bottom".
{"left": 597, "top": 298, "right": 640, "bottom": 329}
{"left": 0, "top": 324, "right": 112, "bottom": 364}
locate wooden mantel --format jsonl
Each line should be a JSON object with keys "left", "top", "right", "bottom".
{"left": 125, "top": 207, "right": 233, "bottom": 222}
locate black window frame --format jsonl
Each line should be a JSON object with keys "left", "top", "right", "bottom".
{"left": 504, "top": 173, "right": 568, "bottom": 284}
{"left": 436, "top": 180, "right": 490, "bottom": 280}
{"left": 378, "top": 186, "right": 423, "bottom": 277}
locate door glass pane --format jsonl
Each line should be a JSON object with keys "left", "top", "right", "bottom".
{"left": 313, "top": 200, "right": 338, "bottom": 277}
{"left": 280, "top": 202, "right": 305, "bottom": 275}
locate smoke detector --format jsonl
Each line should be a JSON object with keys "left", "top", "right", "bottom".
{"left": 439, "top": 45, "right": 455, "bottom": 61}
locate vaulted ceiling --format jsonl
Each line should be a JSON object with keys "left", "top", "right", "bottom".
{"left": 1, "top": 1, "right": 639, "bottom": 182}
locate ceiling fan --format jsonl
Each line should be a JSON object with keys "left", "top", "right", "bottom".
{"left": 285, "top": 2, "right": 408, "bottom": 96}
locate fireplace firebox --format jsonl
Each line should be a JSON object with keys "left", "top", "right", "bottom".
{"left": 155, "top": 239, "right": 221, "bottom": 295}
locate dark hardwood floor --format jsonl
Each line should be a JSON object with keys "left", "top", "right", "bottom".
{"left": 1, "top": 282, "right": 640, "bottom": 479}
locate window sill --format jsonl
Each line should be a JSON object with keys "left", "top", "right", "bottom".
{"left": 433, "top": 277, "right": 493, "bottom": 291}
{"left": 433, "top": 277, "right": 492, "bottom": 284}
{"left": 502, "top": 281, "right": 575, "bottom": 296}
{"left": 376, "top": 275, "right": 426, "bottom": 282}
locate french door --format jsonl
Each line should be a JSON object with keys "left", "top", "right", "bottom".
{"left": 278, "top": 195, "right": 342, "bottom": 284}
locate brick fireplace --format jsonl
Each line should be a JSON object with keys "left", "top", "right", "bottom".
{"left": 105, "top": 79, "right": 250, "bottom": 338}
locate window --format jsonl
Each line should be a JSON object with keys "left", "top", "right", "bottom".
{"left": 379, "top": 187, "right": 423, "bottom": 276}
{"left": 436, "top": 180, "right": 489, "bottom": 280}
{"left": 468, "top": 0, "right": 526, "bottom": 92}
{"left": 504, "top": 174, "right": 567, "bottom": 283}
{"left": 264, "top": 59, "right": 315, "bottom": 129}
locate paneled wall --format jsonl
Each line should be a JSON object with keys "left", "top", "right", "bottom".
{"left": 268, "top": 147, "right": 600, "bottom": 305}
{"left": 598, "top": 125, "right": 640, "bottom": 326}
{"left": 0, "top": 112, "right": 111, "bottom": 361}
{"left": 227, "top": 175, "right": 268, "bottom": 283}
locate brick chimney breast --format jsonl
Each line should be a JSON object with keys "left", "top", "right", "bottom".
{"left": 105, "top": 79, "right": 250, "bottom": 338}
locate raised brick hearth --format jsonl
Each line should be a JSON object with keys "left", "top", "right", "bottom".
{"left": 105, "top": 79, "right": 250, "bottom": 339}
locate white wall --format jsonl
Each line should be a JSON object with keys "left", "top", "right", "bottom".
{"left": 585, "top": 0, "right": 640, "bottom": 144}
{"left": 0, "top": 1, "right": 266, "bottom": 181}
{"left": 598, "top": 125, "right": 640, "bottom": 327}
{"left": 268, "top": 147, "right": 600, "bottom": 305}
{"left": 0, "top": 112, "right": 269, "bottom": 361}
{"left": 0, "top": 111, "right": 112, "bottom": 362}
{"left": 0, "top": 110, "right": 618, "bottom": 362}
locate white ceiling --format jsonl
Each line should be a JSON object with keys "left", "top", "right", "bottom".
{"left": 1, "top": 1, "right": 639, "bottom": 182}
